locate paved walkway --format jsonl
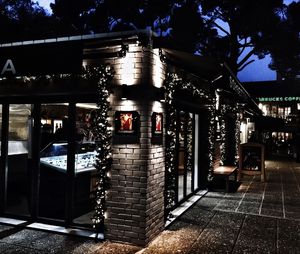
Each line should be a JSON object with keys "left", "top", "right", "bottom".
{"left": 141, "top": 157, "right": 300, "bottom": 254}
{"left": 0, "top": 157, "right": 300, "bottom": 253}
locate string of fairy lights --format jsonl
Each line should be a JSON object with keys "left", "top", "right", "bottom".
{"left": 219, "top": 104, "right": 228, "bottom": 165}
{"left": 82, "top": 65, "right": 114, "bottom": 234}
{"left": 12, "top": 62, "right": 243, "bottom": 231}
{"left": 219, "top": 104, "right": 240, "bottom": 166}
{"left": 19, "top": 65, "right": 115, "bottom": 236}
{"left": 164, "top": 72, "right": 216, "bottom": 217}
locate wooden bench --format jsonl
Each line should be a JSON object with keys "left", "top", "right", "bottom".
{"left": 213, "top": 166, "right": 237, "bottom": 192}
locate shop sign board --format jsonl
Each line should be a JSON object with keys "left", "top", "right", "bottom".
{"left": 1, "top": 59, "right": 16, "bottom": 75}
{"left": 0, "top": 41, "right": 83, "bottom": 77}
{"left": 258, "top": 97, "right": 300, "bottom": 102}
{"left": 238, "top": 142, "right": 265, "bottom": 182}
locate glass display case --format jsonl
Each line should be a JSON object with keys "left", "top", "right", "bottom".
{"left": 40, "top": 142, "right": 97, "bottom": 173}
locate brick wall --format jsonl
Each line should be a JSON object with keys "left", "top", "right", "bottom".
{"left": 103, "top": 44, "right": 166, "bottom": 246}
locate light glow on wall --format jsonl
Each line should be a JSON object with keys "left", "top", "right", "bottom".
{"left": 152, "top": 101, "right": 163, "bottom": 113}
{"left": 120, "top": 100, "right": 135, "bottom": 111}
{"left": 119, "top": 44, "right": 142, "bottom": 85}
{"left": 152, "top": 49, "right": 164, "bottom": 88}
{"left": 120, "top": 56, "right": 135, "bottom": 85}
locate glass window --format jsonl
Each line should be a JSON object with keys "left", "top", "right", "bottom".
{"left": 278, "top": 108, "right": 284, "bottom": 118}
{"left": 186, "top": 113, "right": 193, "bottom": 195}
{"left": 39, "top": 103, "right": 68, "bottom": 220}
{"left": 178, "top": 111, "right": 185, "bottom": 202}
{"left": 6, "top": 104, "right": 32, "bottom": 216}
{"left": 0, "top": 105, "right": 2, "bottom": 155}
{"left": 271, "top": 106, "right": 277, "bottom": 117}
{"left": 72, "top": 103, "right": 97, "bottom": 228}
{"left": 194, "top": 114, "right": 199, "bottom": 189}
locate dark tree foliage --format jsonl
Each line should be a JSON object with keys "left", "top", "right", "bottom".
{"left": 0, "top": 0, "right": 62, "bottom": 42}
{"left": 50, "top": 0, "right": 96, "bottom": 34}
{"left": 169, "top": 1, "right": 206, "bottom": 53}
{"left": 198, "top": 0, "right": 285, "bottom": 75}
{"left": 269, "top": 2, "right": 300, "bottom": 79}
{"left": 0, "top": 0, "right": 298, "bottom": 78}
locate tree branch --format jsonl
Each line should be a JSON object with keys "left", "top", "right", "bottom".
{"left": 237, "top": 47, "right": 256, "bottom": 69}
{"left": 213, "top": 21, "right": 230, "bottom": 36}
{"left": 238, "top": 38, "right": 247, "bottom": 58}
{"left": 238, "top": 59, "right": 255, "bottom": 72}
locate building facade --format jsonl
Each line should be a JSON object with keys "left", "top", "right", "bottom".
{"left": 0, "top": 29, "right": 260, "bottom": 246}
{"left": 243, "top": 80, "right": 300, "bottom": 159}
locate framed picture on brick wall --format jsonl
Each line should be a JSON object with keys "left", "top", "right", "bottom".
{"left": 151, "top": 112, "right": 163, "bottom": 144}
{"left": 114, "top": 111, "right": 140, "bottom": 143}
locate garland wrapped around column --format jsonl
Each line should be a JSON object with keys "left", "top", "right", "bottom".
{"left": 164, "top": 73, "right": 178, "bottom": 219}
{"left": 186, "top": 114, "right": 193, "bottom": 181}
{"left": 207, "top": 105, "right": 216, "bottom": 181}
{"left": 234, "top": 112, "right": 241, "bottom": 165}
{"left": 164, "top": 72, "right": 216, "bottom": 217}
{"left": 82, "top": 65, "right": 114, "bottom": 236}
{"left": 219, "top": 104, "right": 239, "bottom": 166}
{"left": 219, "top": 104, "right": 227, "bottom": 165}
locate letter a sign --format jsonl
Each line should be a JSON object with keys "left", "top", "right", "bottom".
{"left": 1, "top": 59, "right": 16, "bottom": 75}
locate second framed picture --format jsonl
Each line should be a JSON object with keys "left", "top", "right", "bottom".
{"left": 151, "top": 112, "right": 163, "bottom": 144}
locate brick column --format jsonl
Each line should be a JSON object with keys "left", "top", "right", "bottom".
{"left": 105, "top": 94, "right": 165, "bottom": 246}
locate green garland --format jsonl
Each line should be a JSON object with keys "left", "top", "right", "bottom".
{"left": 219, "top": 104, "right": 239, "bottom": 166}
{"left": 164, "top": 73, "right": 178, "bottom": 217}
{"left": 219, "top": 104, "right": 227, "bottom": 165}
{"left": 164, "top": 72, "right": 216, "bottom": 217}
{"left": 207, "top": 105, "right": 216, "bottom": 181}
{"left": 234, "top": 111, "right": 241, "bottom": 165}
{"left": 186, "top": 114, "right": 193, "bottom": 182}
{"left": 83, "top": 65, "right": 114, "bottom": 234}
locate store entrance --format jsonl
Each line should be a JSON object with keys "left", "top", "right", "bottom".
{"left": 175, "top": 110, "right": 198, "bottom": 205}
{"left": 38, "top": 103, "right": 97, "bottom": 227}
{"left": 0, "top": 102, "right": 98, "bottom": 229}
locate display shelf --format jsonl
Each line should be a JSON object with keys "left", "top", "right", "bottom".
{"left": 40, "top": 142, "right": 97, "bottom": 173}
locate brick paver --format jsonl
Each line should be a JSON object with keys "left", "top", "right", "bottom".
{"left": 1, "top": 157, "right": 300, "bottom": 253}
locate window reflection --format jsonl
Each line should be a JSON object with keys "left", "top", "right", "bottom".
{"left": 6, "top": 104, "right": 32, "bottom": 216}
{"left": 73, "top": 103, "right": 97, "bottom": 227}
{"left": 39, "top": 103, "right": 68, "bottom": 220}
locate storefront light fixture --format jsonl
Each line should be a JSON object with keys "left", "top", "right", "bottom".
{"left": 159, "top": 87, "right": 166, "bottom": 102}
{"left": 121, "top": 84, "right": 128, "bottom": 100}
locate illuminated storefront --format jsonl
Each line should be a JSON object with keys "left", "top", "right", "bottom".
{"left": 243, "top": 80, "right": 300, "bottom": 158}
{"left": 0, "top": 29, "right": 260, "bottom": 246}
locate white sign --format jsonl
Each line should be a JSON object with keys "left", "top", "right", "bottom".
{"left": 1, "top": 59, "right": 16, "bottom": 75}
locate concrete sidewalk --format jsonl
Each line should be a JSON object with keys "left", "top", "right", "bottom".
{"left": 0, "top": 157, "right": 300, "bottom": 253}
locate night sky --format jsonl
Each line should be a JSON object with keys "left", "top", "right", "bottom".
{"left": 37, "top": 0, "right": 299, "bottom": 82}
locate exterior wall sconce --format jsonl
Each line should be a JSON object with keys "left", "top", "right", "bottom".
{"left": 121, "top": 84, "right": 128, "bottom": 100}
{"left": 118, "top": 44, "right": 129, "bottom": 58}
{"left": 159, "top": 87, "right": 165, "bottom": 102}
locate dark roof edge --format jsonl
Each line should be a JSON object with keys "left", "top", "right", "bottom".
{"left": 0, "top": 28, "right": 154, "bottom": 48}
{"left": 223, "top": 62, "right": 262, "bottom": 115}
